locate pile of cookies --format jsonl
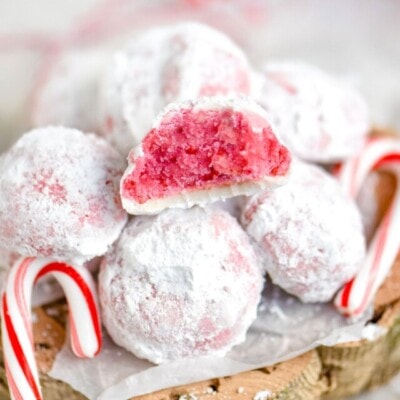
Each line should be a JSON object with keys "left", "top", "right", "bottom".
{"left": 1, "top": 22, "right": 399, "bottom": 400}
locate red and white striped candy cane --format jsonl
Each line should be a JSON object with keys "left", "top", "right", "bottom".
{"left": 334, "top": 137, "right": 400, "bottom": 317}
{"left": 1, "top": 257, "right": 102, "bottom": 400}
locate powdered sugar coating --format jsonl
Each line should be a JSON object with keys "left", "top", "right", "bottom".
{"left": 32, "top": 50, "right": 107, "bottom": 133}
{"left": 100, "top": 22, "right": 252, "bottom": 155}
{"left": 99, "top": 207, "right": 263, "bottom": 364}
{"left": 255, "top": 62, "right": 370, "bottom": 163}
{"left": 0, "top": 127, "right": 127, "bottom": 263}
{"left": 0, "top": 248, "right": 19, "bottom": 270}
{"left": 241, "top": 160, "right": 366, "bottom": 303}
{"left": 120, "top": 97, "right": 291, "bottom": 215}
{"left": 209, "top": 196, "right": 247, "bottom": 221}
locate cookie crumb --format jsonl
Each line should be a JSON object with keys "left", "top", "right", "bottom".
{"left": 45, "top": 307, "right": 60, "bottom": 317}
{"left": 31, "top": 312, "right": 38, "bottom": 323}
{"left": 253, "top": 390, "right": 271, "bottom": 400}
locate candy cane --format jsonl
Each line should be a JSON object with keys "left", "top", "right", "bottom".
{"left": 334, "top": 137, "right": 400, "bottom": 316}
{"left": 1, "top": 257, "right": 102, "bottom": 400}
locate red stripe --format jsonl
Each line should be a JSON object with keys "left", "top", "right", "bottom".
{"left": 349, "top": 156, "right": 361, "bottom": 197}
{"left": 14, "top": 258, "right": 34, "bottom": 344}
{"left": 341, "top": 147, "right": 399, "bottom": 314}
{"left": 2, "top": 295, "right": 42, "bottom": 400}
{"left": 373, "top": 154, "right": 400, "bottom": 169}
{"left": 340, "top": 278, "right": 355, "bottom": 308}
{"left": 35, "top": 262, "right": 101, "bottom": 355}
{"left": 5, "top": 359, "right": 23, "bottom": 400}
{"left": 70, "top": 314, "right": 85, "bottom": 358}
{"left": 352, "top": 208, "right": 393, "bottom": 315}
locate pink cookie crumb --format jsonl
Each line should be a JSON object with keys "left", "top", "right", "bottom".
{"left": 123, "top": 108, "right": 289, "bottom": 203}
{"left": 120, "top": 97, "right": 291, "bottom": 214}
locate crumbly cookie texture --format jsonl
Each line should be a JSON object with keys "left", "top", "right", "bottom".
{"left": 120, "top": 97, "right": 291, "bottom": 215}
{"left": 241, "top": 159, "right": 366, "bottom": 303}
{"left": 99, "top": 207, "right": 264, "bottom": 364}
{"left": 0, "top": 126, "right": 127, "bottom": 263}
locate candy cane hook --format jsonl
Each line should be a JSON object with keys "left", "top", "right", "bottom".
{"left": 334, "top": 138, "right": 400, "bottom": 316}
{"left": 1, "top": 257, "right": 102, "bottom": 400}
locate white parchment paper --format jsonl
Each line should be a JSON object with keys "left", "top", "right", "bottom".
{"left": 49, "top": 283, "right": 374, "bottom": 400}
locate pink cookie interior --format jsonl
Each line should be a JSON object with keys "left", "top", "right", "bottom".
{"left": 122, "top": 108, "right": 291, "bottom": 203}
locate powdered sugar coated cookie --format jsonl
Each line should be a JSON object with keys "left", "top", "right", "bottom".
{"left": 100, "top": 22, "right": 252, "bottom": 155}
{"left": 255, "top": 62, "right": 370, "bottom": 163}
{"left": 0, "top": 126, "right": 127, "bottom": 262}
{"left": 99, "top": 207, "right": 263, "bottom": 364}
{"left": 241, "top": 159, "right": 366, "bottom": 302}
